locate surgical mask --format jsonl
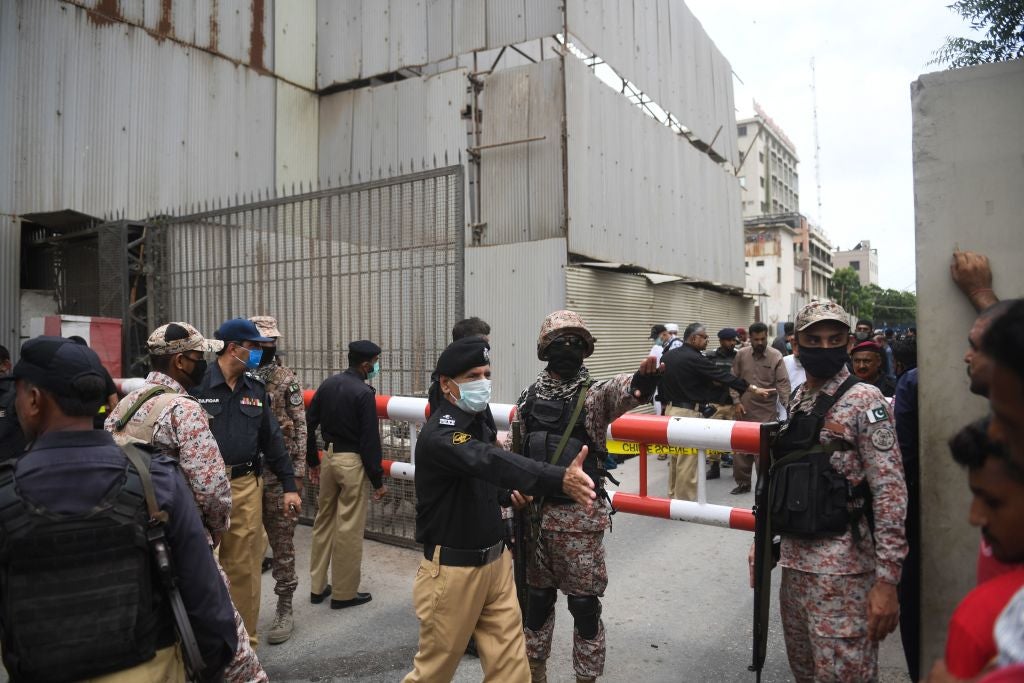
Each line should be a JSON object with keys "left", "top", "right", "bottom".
{"left": 785, "top": 342, "right": 792, "bottom": 352}
{"left": 368, "top": 361, "right": 380, "bottom": 381}
{"left": 186, "top": 358, "right": 208, "bottom": 387}
{"left": 797, "top": 346, "right": 849, "bottom": 379}
{"left": 854, "top": 330, "right": 870, "bottom": 342}
{"left": 258, "top": 347, "right": 276, "bottom": 367}
{"left": 234, "top": 347, "right": 262, "bottom": 370}
{"left": 452, "top": 378, "right": 491, "bottom": 414}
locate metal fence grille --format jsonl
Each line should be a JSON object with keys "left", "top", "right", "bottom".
{"left": 149, "top": 167, "right": 465, "bottom": 546}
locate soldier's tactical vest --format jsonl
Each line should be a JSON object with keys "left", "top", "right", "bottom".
{"left": 111, "top": 385, "right": 194, "bottom": 448}
{"left": 0, "top": 454, "right": 174, "bottom": 682}
{"left": 769, "top": 375, "right": 871, "bottom": 539}
{"left": 521, "top": 381, "right": 604, "bottom": 503}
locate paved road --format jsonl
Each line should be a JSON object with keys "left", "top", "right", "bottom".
{"left": 256, "top": 455, "right": 912, "bottom": 682}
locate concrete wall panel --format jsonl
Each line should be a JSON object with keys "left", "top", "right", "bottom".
{"left": 912, "top": 59, "right": 1024, "bottom": 669}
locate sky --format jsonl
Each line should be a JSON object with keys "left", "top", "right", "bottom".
{"left": 685, "top": 1, "right": 970, "bottom": 291}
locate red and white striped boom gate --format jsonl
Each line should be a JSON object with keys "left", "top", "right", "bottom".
{"left": 307, "top": 391, "right": 757, "bottom": 533}
{"left": 114, "top": 379, "right": 755, "bottom": 532}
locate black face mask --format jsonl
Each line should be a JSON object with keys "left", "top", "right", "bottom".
{"left": 546, "top": 345, "right": 585, "bottom": 379}
{"left": 185, "top": 358, "right": 208, "bottom": 387}
{"left": 259, "top": 347, "right": 276, "bottom": 367}
{"left": 797, "top": 346, "right": 849, "bottom": 379}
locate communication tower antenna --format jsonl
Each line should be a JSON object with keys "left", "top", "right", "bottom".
{"left": 811, "top": 57, "right": 823, "bottom": 225}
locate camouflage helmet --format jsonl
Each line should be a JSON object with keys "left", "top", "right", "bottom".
{"left": 536, "top": 310, "right": 596, "bottom": 360}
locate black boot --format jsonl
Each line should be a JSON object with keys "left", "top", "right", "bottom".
{"left": 707, "top": 462, "right": 721, "bottom": 479}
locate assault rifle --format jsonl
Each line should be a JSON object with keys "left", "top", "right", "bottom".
{"left": 122, "top": 445, "right": 207, "bottom": 682}
{"left": 749, "top": 422, "right": 781, "bottom": 683}
{"left": 510, "top": 420, "right": 531, "bottom": 613}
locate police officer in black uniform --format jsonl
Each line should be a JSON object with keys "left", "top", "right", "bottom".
{"left": 0, "top": 344, "right": 25, "bottom": 461}
{"left": 1, "top": 336, "right": 236, "bottom": 680}
{"left": 191, "top": 317, "right": 301, "bottom": 648}
{"left": 402, "top": 336, "right": 596, "bottom": 682}
{"left": 704, "top": 328, "right": 741, "bottom": 478}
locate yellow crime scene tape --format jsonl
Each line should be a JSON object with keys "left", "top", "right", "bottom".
{"left": 605, "top": 440, "right": 731, "bottom": 457}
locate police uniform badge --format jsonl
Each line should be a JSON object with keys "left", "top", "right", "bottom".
{"left": 452, "top": 432, "right": 472, "bottom": 445}
{"left": 866, "top": 405, "right": 889, "bottom": 424}
{"left": 439, "top": 414, "right": 456, "bottom": 426}
{"left": 288, "top": 383, "right": 303, "bottom": 406}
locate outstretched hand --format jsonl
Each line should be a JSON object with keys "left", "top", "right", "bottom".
{"left": 561, "top": 445, "right": 597, "bottom": 507}
{"left": 632, "top": 358, "right": 665, "bottom": 399}
{"left": 951, "top": 249, "right": 998, "bottom": 311}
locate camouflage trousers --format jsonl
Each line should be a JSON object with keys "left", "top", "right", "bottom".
{"left": 217, "top": 563, "right": 269, "bottom": 682}
{"left": 780, "top": 568, "right": 877, "bottom": 683}
{"left": 525, "top": 529, "right": 608, "bottom": 679}
{"left": 262, "top": 474, "right": 298, "bottom": 597}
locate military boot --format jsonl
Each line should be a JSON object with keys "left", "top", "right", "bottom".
{"left": 528, "top": 657, "right": 548, "bottom": 683}
{"left": 267, "top": 595, "right": 294, "bottom": 644}
{"left": 707, "top": 461, "right": 721, "bottom": 479}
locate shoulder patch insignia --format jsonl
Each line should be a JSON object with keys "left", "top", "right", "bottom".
{"left": 289, "top": 390, "right": 304, "bottom": 406}
{"left": 867, "top": 405, "right": 889, "bottom": 424}
{"left": 289, "top": 383, "right": 301, "bottom": 393}
{"left": 439, "top": 414, "right": 456, "bottom": 426}
{"left": 452, "top": 432, "right": 472, "bottom": 445}
{"left": 870, "top": 427, "right": 896, "bottom": 451}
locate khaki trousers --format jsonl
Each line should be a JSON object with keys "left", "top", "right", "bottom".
{"left": 403, "top": 549, "right": 530, "bottom": 683}
{"left": 220, "top": 473, "right": 263, "bottom": 649}
{"left": 85, "top": 645, "right": 184, "bottom": 682}
{"left": 666, "top": 405, "right": 701, "bottom": 501}
{"left": 310, "top": 450, "right": 369, "bottom": 600}
{"left": 707, "top": 404, "right": 735, "bottom": 462}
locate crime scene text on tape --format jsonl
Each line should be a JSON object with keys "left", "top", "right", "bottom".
{"left": 605, "top": 440, "right": 731, "bottom": 457}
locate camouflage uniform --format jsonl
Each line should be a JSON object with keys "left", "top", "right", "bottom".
{"left": 106, "top": 368, "right": 268, "bottom": 683}
{"left": 508, "top": 311, "right": 647, "bottom": 682}
{"left": 778, "top": 365, "right": 908, "bottom": 683}
{"left": 253, "top": 361, "right": 307, "bottom": 599}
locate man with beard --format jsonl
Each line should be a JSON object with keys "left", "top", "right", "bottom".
{"left": 509, "top": 311, "right": 661, "bottom": 683}
{"left": 730, "top": 322, "right": 790, "bottom": 495}
{"left": 753, "top": 300, "right": 907, "bottom": 682}
{"left": 107, "top": 322, "right": 267, "bottom": 682}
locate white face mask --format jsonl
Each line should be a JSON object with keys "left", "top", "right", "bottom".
{"left": 450, "top": 378, "right": 492, "bottom": 413}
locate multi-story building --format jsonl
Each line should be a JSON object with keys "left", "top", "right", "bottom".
{"left": 736, "top": 102, "right": 800, "bottom": 218}
{"left": 744, "top": 213, "right": 834, "bottom": 327}
{"left": 833, "top": 240, "right": 879, "bottom": 286}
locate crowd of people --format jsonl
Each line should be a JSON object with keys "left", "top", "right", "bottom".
{"left": 0, "top": 248, "right": 1019, "bottom": 682}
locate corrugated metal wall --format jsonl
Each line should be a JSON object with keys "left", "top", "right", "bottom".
{"left": 464, "top": 238, "right": 567, "bottom": 402}
{"left": 72, "top": 0, "right": 275, "bottom": 74}
{"left": 566, "top": 266, "right": 754, "bottom": 381}
{"left": 0, "top": 216, "right": 19, "bottom": 360}
{"left": 566, "top": 0, "right": 738, "bottom": 166}
{"left": 317, "top": 0, "right": 563, "bottom": 89}
{"left": 564, "top": 57, "right": 744, "bottom": 287}
{"left": 479, "top": 59, "right": 565, "bottom": 245}
{"left": 0, "top": 0, "right": 277, "bottom": 219}
{"left": 318, "top": 69, "right": 469, "bottom": 186}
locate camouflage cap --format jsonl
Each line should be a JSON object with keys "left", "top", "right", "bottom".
{"left": 250, "top": 315, "right": 282, "bottom": 339}
{"left": 794, "top": 300, "right": 850, "bottom": 332}
{"left": 147, "top": 322, "right": 224, "bottom": 356}
{"left": 536, "top": 310, "right": 596, "bottom": 360}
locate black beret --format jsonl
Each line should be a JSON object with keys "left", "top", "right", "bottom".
{"left": 348, "top": 340, "right": 381, "bottom": 357}
{"left": 717, "top": 328, "right": 738, "bottom": 340}
{"left": 434, "top": 336, "right": 490, "bottom": 378}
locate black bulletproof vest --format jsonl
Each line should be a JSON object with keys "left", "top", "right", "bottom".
{"left": 521, "top": 384, "right": 603, "bottom": 502}
{"left": 0, "top": 457, "right": 174, "bottom": 682}
{"left": 769, "top": 376, "right": 870, "bottom": 539}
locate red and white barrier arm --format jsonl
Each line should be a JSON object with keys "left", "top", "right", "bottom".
{"left": 114, "top": 377, "right": 147, "bottom": 395}
{"left": 380, "top": 458, "right": 754, "bottom": 532}
{"left": 301, "top": 392, "right": 762, "bottom": 454}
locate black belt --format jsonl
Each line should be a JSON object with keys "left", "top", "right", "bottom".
{"left": 424, "top": 539, "right": 504, "bottom": 567}
{"left": 229, "top": 460, "right": 261, "bottom": 479}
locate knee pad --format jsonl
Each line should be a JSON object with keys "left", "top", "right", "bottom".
{"left": 525, "top": 586, "right": 557, "bottom": 632}
{"left": 566, "top": 595, "right": 602, "bottom": 640}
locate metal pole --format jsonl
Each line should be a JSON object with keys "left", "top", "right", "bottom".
{"left": 409, "top": 422, "right": 418, "bottom": 464}
{"left": 697, "top": 449, "right": 707, "bottom": 504}
{"left": 638, "top": 443, "right": 648, "bottom": 498}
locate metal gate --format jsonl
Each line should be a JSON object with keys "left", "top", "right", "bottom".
{"left": 148, "top": 167, "right": 465, "bottom": 546}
